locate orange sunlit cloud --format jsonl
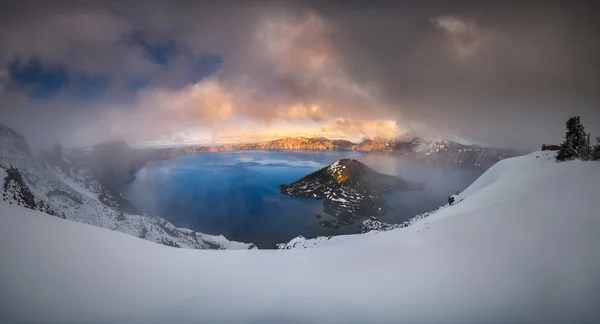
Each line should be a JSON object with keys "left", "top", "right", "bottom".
{"left": 85, "top": 10, "right": 405, "bottom": 145}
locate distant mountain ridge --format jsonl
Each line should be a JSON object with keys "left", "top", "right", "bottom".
{"left": 147, "top": 136, "right": 517, "bottom": 169}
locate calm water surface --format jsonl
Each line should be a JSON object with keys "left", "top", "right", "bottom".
{"left": 121, "top": 151, "right": 482, "bottom": 247}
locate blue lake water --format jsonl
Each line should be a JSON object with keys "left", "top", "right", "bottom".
{"left": 121, "top": 151, "right": 483, "bottom": 247}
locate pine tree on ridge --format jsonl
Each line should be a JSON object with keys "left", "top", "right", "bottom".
{"left": 556, "top": 116, "right": 589, "bottom": 161}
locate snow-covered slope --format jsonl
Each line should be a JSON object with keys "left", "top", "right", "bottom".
{"left": 0, "top": 122, "right": 253, "bottom": 250}
{"left": 1, "top": 151, "right": 599, "bottom": 323}
{"left": 409, "top": 139, "right": 515, "bottom": 167}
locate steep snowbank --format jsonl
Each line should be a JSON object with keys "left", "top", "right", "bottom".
{"left": 1, "top": 151, "right": 600, "bottom": 323}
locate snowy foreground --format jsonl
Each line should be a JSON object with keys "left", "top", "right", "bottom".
{"left": 1, "top": 151, "right": 600, "bottom": 323}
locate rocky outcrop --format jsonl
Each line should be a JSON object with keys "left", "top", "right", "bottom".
{"left": 279, "top": 159, "right": 423, "bottom": 198}
{"left": 2, "top": 167, "right": 59, "bottom": 217}
{"left": 359, "top": 217, "right": 403, "bottom": 233}
{"left": 279, "top": 159, "right": 424, "bottom": 229}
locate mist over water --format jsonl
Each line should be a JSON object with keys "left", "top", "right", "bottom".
{"left": 121, "top": 151, "right": 483, "bottom": 247}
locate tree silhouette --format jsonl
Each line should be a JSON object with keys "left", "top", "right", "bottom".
{"left": 592, "top": 137, "right": 600, "bottom": 161}
{"left": 557, "top": 116, "right": 589, "bottom": 161}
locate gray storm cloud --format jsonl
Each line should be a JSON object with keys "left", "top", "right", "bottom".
{"left": 433, "top": 16, "right": 486, "bottom": 59}
{"left": 0, "top": 0, "right": 598, "bottom": 150}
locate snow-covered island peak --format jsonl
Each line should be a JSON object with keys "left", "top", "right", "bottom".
{"left": 279, "top": 158, "right": 424, "bottom": 198}
{"left": 278, "top": 158, "right": 424, "bottom": 228}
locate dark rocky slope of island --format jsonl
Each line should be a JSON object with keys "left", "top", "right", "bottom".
{"left": 279, "top": 159, "right": 424, "bottom": 229}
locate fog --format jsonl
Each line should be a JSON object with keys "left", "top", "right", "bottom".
{"left": 1, "top": 0, "right": 599, "bottom": 151}
{"left": 363, "top": 153, "right": 482, "bottom": 196}
{"left": 343, "top": 153, "right": 484, "bottom": 224}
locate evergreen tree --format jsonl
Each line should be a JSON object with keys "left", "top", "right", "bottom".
{"left": 556, "top": 116, "right": 589, "bottom": 161}
{"left": 582, "top": 132, "right": 592, "bottom": 161}
{"left": 592, "top": 136, "right": 600, "bottom": 161}
{"left": 587, "top": 133, "right": 591, "bottom": 159}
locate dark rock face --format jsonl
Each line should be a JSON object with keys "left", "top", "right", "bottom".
{"left": 279, "top": 159, "right": 424, "bottom": 229}
{"left": 542, "top": 144, "right": 561, "bottom": 151}
{"left": 448, "top": 195, "right": 455, "bottom": 205}
{"left": 2, "top": 167, "right": 60, "bottom": 217}
{"left": 3, "top": 167, "right": 37, "bottom": 210}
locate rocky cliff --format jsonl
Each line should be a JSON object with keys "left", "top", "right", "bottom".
{"left": 149, "top": 136, "right": 517, "bottom": 169}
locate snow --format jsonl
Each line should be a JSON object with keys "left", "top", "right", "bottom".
{"left": 55, "top": 172, "right": 99, "bottom": 200}
{"left": 276, "top": 235, "right": 335, "bottom": 249}
{"left": 197, "top": 232, "right": 257, "bottom": 250}
{"left": 422, "top": 150, "right": 561, "bottom": 224}
{"left": 329, "top": 197, "right": 348, "bottom": 203}
{"left": 176, "top": 227, "right": 195, "bottom": 235}
{"left": 1, "top": 151, "right": 600, "bottom": 323}
{"left": 0, "top": 122, "right": 252, "bottom": 250}
{"left": 176, "top": 228, "right": 255, "bottom": 250}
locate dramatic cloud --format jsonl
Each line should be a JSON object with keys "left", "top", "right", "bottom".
{"left": 76, "top": 9, "right": 396, "bottom": 144}
{"left": 282, "top": 104, "right": 330, "bottom": 122}
{"left": 434, "top": 16, "right": 486, "bottom": 59}
{"left": 0, "top": 0, "right": 599, "bottom": 150}
{"left": 322, "top": 119, "right": 403, "bottom": 141}
{"left": 138, "top": 80, "right": 235, "bottom": 124}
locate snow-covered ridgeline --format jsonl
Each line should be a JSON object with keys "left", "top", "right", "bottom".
{"left": 0, "top": 122, "right": 253, "bottom": 250}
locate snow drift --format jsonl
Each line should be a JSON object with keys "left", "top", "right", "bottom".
{"left": 1, "top": 151, "right": 600, "bottom": 323}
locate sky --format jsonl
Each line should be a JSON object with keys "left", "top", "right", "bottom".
{"left": 0, "top": 0, "right": 598, "bottom": 151}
